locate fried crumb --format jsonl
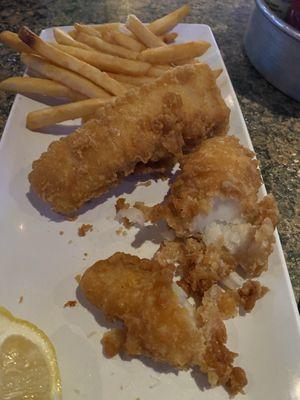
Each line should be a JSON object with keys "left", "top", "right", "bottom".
{"left": 115, "top": 198, "right": 134, "bottom": 230}
{"left": 78, "top": 223, "right": 93, "bottom": 237}
{"left": 238, "top": 280, "right": 269, "bottom": 312}
{"left": 75, "top": 274, "right": 81, "bottom": 284}
{"left": 123, "top": 217, "right": 134, "bottom": 229}
{"left": 63, "top": 300, "right": 77, "bottom": 308}
{"left": 87, "top": 331, "right": 97, "bottom": 338}
{"left": 116, "top": 227, "right": 123, "bottom": 236}
{"left": 115, "top": 197, "right": 129, "bottom": 212}
{"left": 137, "top": 180, "right": 152, "bottom": 187}
{"left": 59, "top": 230, "right": 64, "bottom": 235}
{"left": 18, "top": 296, "right": 23, "bottom": 304}
{"left": 116, "top": 227, "right": 128, "bottom": 236}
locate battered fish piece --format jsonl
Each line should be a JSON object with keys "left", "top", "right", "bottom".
{"left": 80, "top": 252, "right": 247, "bottom": 395}
{"left": 129, "top": 136, "right": 278, "bottom": 277}
{"left": 29, "top": 64, "right": 230, "bottom": 215}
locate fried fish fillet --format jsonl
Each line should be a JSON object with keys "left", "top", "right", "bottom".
{"left": 28, "top": 64, "right": 230, "bottom": 215}
{"left": 129, "top": 136, "right": 278, "bottom": 277}
{"left": 80, "top": 252, "right": 247, "bottom": 395}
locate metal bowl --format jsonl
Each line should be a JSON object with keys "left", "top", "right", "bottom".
{"left": 244, "top": 0, "right": 300, "bottom": 102}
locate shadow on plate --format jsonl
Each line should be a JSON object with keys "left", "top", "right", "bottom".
{"left": 131, "top": 220, "right": 175, "bottom": 249}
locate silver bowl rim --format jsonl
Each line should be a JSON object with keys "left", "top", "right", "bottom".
{"left": 256, "top": 0, "right": 300, "bottom": 41}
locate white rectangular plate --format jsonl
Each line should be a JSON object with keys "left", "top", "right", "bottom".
{"left": 0, "top": 24, "right": 299, "bottom": 400}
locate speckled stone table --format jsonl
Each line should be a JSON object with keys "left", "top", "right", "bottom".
{"left": 0, "top": 0, "right": 299, "bottom": 302}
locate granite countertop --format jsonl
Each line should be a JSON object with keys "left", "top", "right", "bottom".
{"left": 0, "top": 0, "right": 299, "bottom": 302}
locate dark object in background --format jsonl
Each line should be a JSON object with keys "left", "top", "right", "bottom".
{"left": 244, "top": 0, "right": 300, "bottom": 102}
{"left": 286, "top": 0, "right": 300, "bottom": 30}
{"left": 265, "top": 0, "right": 292, "bottom": 18}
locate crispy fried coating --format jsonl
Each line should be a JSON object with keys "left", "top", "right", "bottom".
{"left": 154, "top": 238, "right": 235, "bottom": 299}
{"left": 80, "top": 252, "right": 247, "bottom": 395}
{"left": 138, "top": 136, "right": 262, "bottom": 232}
{"left": 134, "top": 136, "right": 278, "bottom": 277}
{"left": 196, "top": 285, "right": 247, "bottom": 391}
{"left": 80, "top": 252, "right": 205, "bottom": 368}
{"left": 237, "top": 280, "right": 269, "bottom": 312}
{"left": 154, "top": 238, "right": 269, "bottom": 313}
{"left": 29, "top": 64, "right": 229, "bottom": 215}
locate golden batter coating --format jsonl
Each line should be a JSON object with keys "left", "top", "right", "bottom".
{"left": 154, "top": 238, "right": 236, "bottom": 298}
{"left": 80, "top": 252, "right": 247, "bottom": 395}
{"left": 137, "top": 136, "right": 262, "bottom": 232}
{"left": 154, "top": 238, "right": 268, "bottom": 313}
{"left": 29, "top": 64, "right": 229, "bottom": 215}
{"left": 133, "top": 136, "right": 278, "bottom": 277}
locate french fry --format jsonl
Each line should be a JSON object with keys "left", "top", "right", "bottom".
{"left": 68, "top": 30, "right": 77, "bottom": 39}
{"left": 19, "top": 26, "right": 125, "bottom": 96}
{"left": 174, "top": 58, "right": 198, "bottom": 66}
{"left": 0, "top": 31, "right": 32, "bottom": 53}
{"left": 147, "top": 64, "right": 172, "bottom": 77}
{"left": 27, "top": 97, "right": 112, "bottom": 130}
{"left": 112, "top": 30, "right": 145, "bottom": 52}
{"left": 160, "top": 32, "right": 178, "bottom": 44}
{"left": 139, "top": 41, "right": 210, "bottom": 64}
{"left": 148, "top": 4, "right": 190, "bottom": 35}
{"left": 53, "top": 28, "right": 91, "bottom": 50}
{"left": 92, "top": 23, "right": 122, "bottom": 33}
{"left": 81, "top": 113, "right": 96, "bottom": 123}
{"left": 21, "top": 53, "right": 110, "bottom": 99}
{"left": 75, "top": 31, "right": 138, "bottom": 60}
{"left": 0, "top": 76, "right": 85, "bottom": 100}
{"left": 53, "top": 44, "right": 150, "bottom": 76}
{"left": 126, "top": 14, "right": 165, "bottom": 48}
{"left": 108, "top": 72, "right": 155, "bottom": 86}
{"left": 101, "top": 30, "right": 116, "bottom": 44}
{"left": 120, "top": 82, "right": 136, "bottom": 90}
{"left": 74, "top": 23, "right": 102, "bottom": 38}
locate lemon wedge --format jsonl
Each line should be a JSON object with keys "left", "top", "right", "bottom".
{"left": 0, "top": 306, "right": 62, "bottom": 400}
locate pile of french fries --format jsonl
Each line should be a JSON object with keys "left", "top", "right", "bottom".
{"left": 0, "top": 5, "right": 217, "bottom": 131}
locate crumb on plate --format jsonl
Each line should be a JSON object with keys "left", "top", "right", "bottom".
{"left": 115, "top": 197, "right": 129, "bottom": 212}
{"left": 63, "top": 300, "right": 77, "bottom": 308}
{"left": 116, "top": 227, "right": 127, "bottom": 236}
{"left": 137, "top": 180, "right": 152, "bottom": 187}
{"left": 123, "top": 217, "right": 134, "bottom": 229}
{"left": 78, "top": 223, "right": 93, "bottom": 237}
